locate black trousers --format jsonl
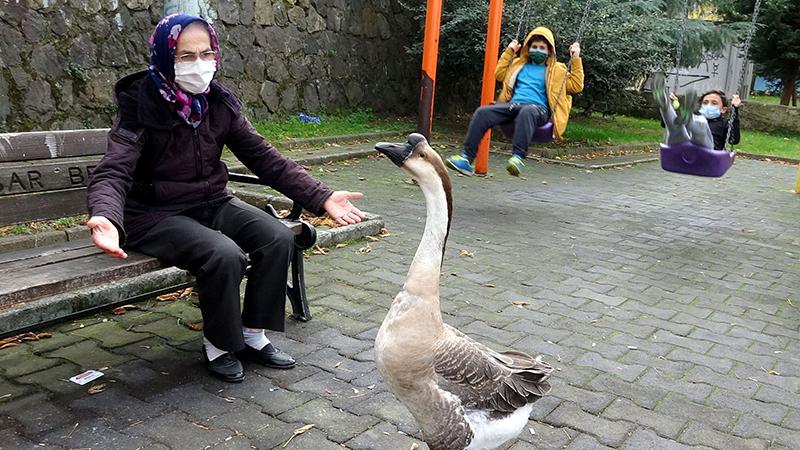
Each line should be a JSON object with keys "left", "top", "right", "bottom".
{"left": 463, "top": 102, "right": 550, "bottom": 160}
{"left": 127, "top": 197, "right": 295, "bottom": 352}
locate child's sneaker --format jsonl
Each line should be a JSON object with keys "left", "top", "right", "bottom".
{"left": 676, "top": 91, "right": 698, "bottom": 127}
{"left": 445, "top": 154, "right": 475, "bottom": 176}
{"left": 506, "top": 154, "right": 525, "bottom": 176}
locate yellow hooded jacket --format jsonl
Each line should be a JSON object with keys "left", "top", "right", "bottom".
{"left": 495, "top": 26, "right": 584, "bottom": 140}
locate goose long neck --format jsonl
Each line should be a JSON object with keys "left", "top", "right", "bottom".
{"left": 404, "top": 175, "right": 451, "bottom": 297}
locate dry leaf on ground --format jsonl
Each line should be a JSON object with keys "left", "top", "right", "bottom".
{"left": 112, "top": 304, "right": 140, "bottom": 315}
{"left": 185, "top": 321, "right": 204, "bottom": 331}
{"left": 378, "top": 228, "right": 391, "bottom": 237}
{"left": 0, "top": 332, "right": 52, "bottom": 350}
{"left": 358, "top": 244, "right": 372, "bottom": 254}
{"left": 312, "top": 245, "right": 329, "bottom": 255}
{"left": 283, "top": 424, "right": 315, "bottom": 447}
{"left": 459, "top": 250, "right": 474, "bottom": 258}
{"left": 87, "top": 384, "right": 106, "bottom": 395}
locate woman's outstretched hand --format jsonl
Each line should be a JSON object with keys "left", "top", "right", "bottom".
{"left": 87, "top": 216, "right": 128, "bottom": 259}
{"left": 323, "top": 191, "right": 366, "bottom": 225}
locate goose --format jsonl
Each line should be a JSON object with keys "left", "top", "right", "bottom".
{"left": 373, "top": 134, "right": 553, "bottom": 450}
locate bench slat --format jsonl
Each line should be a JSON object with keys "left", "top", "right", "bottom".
{"left": 0, "top": 240, "right": 93, "bottom": 266}
{"left": 0, "top": 188, "right": 87, "bottom": 226}
{"left": 0, "top": 250, "right": 165, "bottom": 308}
{"left": 0, "top": 157, "right": 101, "bottom": 197}
{"left": 0, "top": 129, "right": 108, "bottom": 162}
{"left": 0, "top": 244, "right": 101, "bottom": 273}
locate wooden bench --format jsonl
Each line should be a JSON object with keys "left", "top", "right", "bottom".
{"left": 0, "top": 129, "right": 316, "bottom": 338}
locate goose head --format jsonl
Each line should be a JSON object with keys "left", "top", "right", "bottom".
{"left": 375, "top": 133, "right": 451, "bottom": 190}
{"left": 375, "top": 133, "right": 453, "bottom": 260}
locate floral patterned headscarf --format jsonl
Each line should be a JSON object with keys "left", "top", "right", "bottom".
{"left": 148, "top": 14, "right": 221, "bottom": 127}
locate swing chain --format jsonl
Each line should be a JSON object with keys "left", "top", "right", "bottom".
{"left": 515, "top": 0, "right": 532, "bottom": 40}
{"left": 724, "top": 0, "right": 762, "bottom": 151}
{"left": 551, "top": 0, "right": 593, "bottom": 114}
{"left": 672, "top": 0, "right": 689, "bottom": 93}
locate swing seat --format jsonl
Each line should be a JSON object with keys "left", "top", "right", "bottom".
{"left": 659, "top": 140, "right": 735, "bottom": 178}
{"left": 500, "top": 121, "right": 555, "bottom": 144}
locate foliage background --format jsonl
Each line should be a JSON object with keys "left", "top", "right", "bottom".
{"left": 402, "top": 0, "right": 747, "bottom": 115}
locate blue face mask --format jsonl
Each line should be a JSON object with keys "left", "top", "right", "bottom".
{"left": 699, "top": 104, "right": 721, "bottom": 119}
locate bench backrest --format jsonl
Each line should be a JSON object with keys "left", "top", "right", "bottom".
{"left": 0, "top": 129, "right": 110, "bottom": 227}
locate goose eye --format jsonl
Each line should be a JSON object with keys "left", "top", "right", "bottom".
{"left": 418, "top": 152, "right": 426, "bottom": 158}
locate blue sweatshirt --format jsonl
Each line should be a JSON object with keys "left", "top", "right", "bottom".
{"left": 511, "top": 63, "right": 548, "bottom": 110}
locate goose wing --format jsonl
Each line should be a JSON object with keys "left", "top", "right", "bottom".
{"left": 433, "top": 324, "right": 552, "bottom": 412}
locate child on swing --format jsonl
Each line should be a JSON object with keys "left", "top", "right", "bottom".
{"left": 445, "top": 26, "right": 584, "bottom": 177}
{"left": 653, "top": 73, "right": 741, "bottom": 150}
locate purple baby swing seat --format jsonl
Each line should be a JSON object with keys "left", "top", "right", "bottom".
{"left": 500, "top": 121, "right": 555, "bottom": 144}
{"left": 659, "top": 140, "right": 736, "bottom": 178}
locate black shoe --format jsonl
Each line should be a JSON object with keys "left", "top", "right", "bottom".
{"left": 238, "top": 343, "right": 296, "bottom": 369}
{"left": 203, "top": 349, "right": 245, "bottom": 383}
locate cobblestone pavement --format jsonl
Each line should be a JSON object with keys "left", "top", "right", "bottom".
{"left": 1, "top": 152, "right": 798, "bottom": 449}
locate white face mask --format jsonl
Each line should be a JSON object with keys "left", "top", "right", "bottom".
{"left": 174, "top": 59, "right": 217, "bottom": 94}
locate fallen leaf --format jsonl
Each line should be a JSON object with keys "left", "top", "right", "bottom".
{"left": 358, "top": 244, "right": 372, "bottom": 254}
{"left": 335, "top": 243, "right": 348, "bottom": 248}
{"left": 334, "top": 361, "right": 343, "bottom": 368}
{"left": 366, "top": 235, "right": 380, "bottom": 242}
{"left": 193, "top": 422, "right": 210, "bottom": 430}
{"left": 459, "top": 250, "right": 474, "bottom": 258}
{"left": 410, "top": 444, "right": 419, "bottom": 450}
{"left": 283, "top": 424, "right": 315, "bottom": 447}
{"left": 483, "top": 283, "right": 496, "bottom": 288}
{"left": 378, "top": 228, "right": 391, "bottom": 237}
{"left": 312, "top": 245, "right": 329, "bottom": 255}
{"left": 0, "top": 343, "right": 19, "bottom": 350}
{"left": 87, "top": 383, "right": 106, "bottom": 395}
{"left": 511, "top": 301, "right": 529, "bottom": 307}
{"left": 358, "top": 177, "right": 366, "bottom": 181}
{"left": 185, "top": 321, "right": 204, "bottom": 331}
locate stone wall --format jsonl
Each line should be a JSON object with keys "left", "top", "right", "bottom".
{"left": 0, "top": 0, "right": 419, "bottom": 132}
{"left": 739, "top": 102, "right": 800, "bottom": 135}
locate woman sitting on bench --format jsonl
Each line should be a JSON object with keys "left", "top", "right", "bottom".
{"left": 86, "top": 14, "right": 364, "bottom": 383}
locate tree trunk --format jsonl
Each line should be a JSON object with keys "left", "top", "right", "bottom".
{"left": 779, "top": 70, "right": 798, "bottom": 106}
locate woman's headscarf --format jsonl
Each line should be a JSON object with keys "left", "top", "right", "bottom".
{"left": 148, "top": 14, "right": 221, "bottom": 128}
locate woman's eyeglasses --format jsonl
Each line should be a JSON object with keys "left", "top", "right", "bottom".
{"left": 175, "top": 50, "right": 216, "bottom": 64}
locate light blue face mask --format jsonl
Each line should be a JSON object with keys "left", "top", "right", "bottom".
{"left": 699, "top": 104, "right": 721, "bottom": 119}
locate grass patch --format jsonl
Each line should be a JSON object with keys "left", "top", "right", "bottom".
{"left": 748, "top": 95, "right": 786, "bottom": 106}
{"left": 560, "top": 113, "right": 663, "bottom": 146}
{"left": 735, "top": 129, "right": 800, "bottom": 159}
{"left": 252, "top": 109, "right": 414, "bottom": 143}
{"left": 0, "top": 215, "right": 87, "bottom": 237}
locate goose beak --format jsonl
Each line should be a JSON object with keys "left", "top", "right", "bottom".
{"left": 375, "top": 133, "right": 428, "bottom": 167}
{"left": 375, "top": 141, "right": 412, "bottom": 167}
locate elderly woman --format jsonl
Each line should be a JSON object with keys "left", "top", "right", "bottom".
{"left": 86, "top": 14, "right": 364, "bottom": 383}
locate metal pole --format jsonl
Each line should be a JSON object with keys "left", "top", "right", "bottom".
{"left": 416, "top": 0, "right": 443, "bottom": 140}
{"left": 475, "top": 0, "right": 504, "bottom": 175}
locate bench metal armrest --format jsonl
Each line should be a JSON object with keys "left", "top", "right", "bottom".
{"left": 228, "top": 171, "right": 316, "bottom": 249}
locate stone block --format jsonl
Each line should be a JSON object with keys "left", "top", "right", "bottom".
{"left": 545, "top": 402, "right": 634, "bottom": 447}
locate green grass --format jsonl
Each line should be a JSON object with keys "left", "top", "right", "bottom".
{"left": 748, "top": 95, "right": 783, "bottom": 106}
{"left": 735, "top": 129, "right": 800, "bottom": 159}
{"left": 560, "top": 113, "right": 663, "bottom": 146}
{"left": 252, "top": 109, "right": 414, "bottom": 143}
{"left": 0, "top": 215, "right": 87, "bottom": 237}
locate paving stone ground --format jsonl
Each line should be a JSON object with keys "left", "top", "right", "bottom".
{"left": 0, "top": 151, "right": 798, "bottom": 450}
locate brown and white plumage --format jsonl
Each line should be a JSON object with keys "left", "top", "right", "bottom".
{"left": 374, "top": 134, "right": 553, "bottom": 450}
